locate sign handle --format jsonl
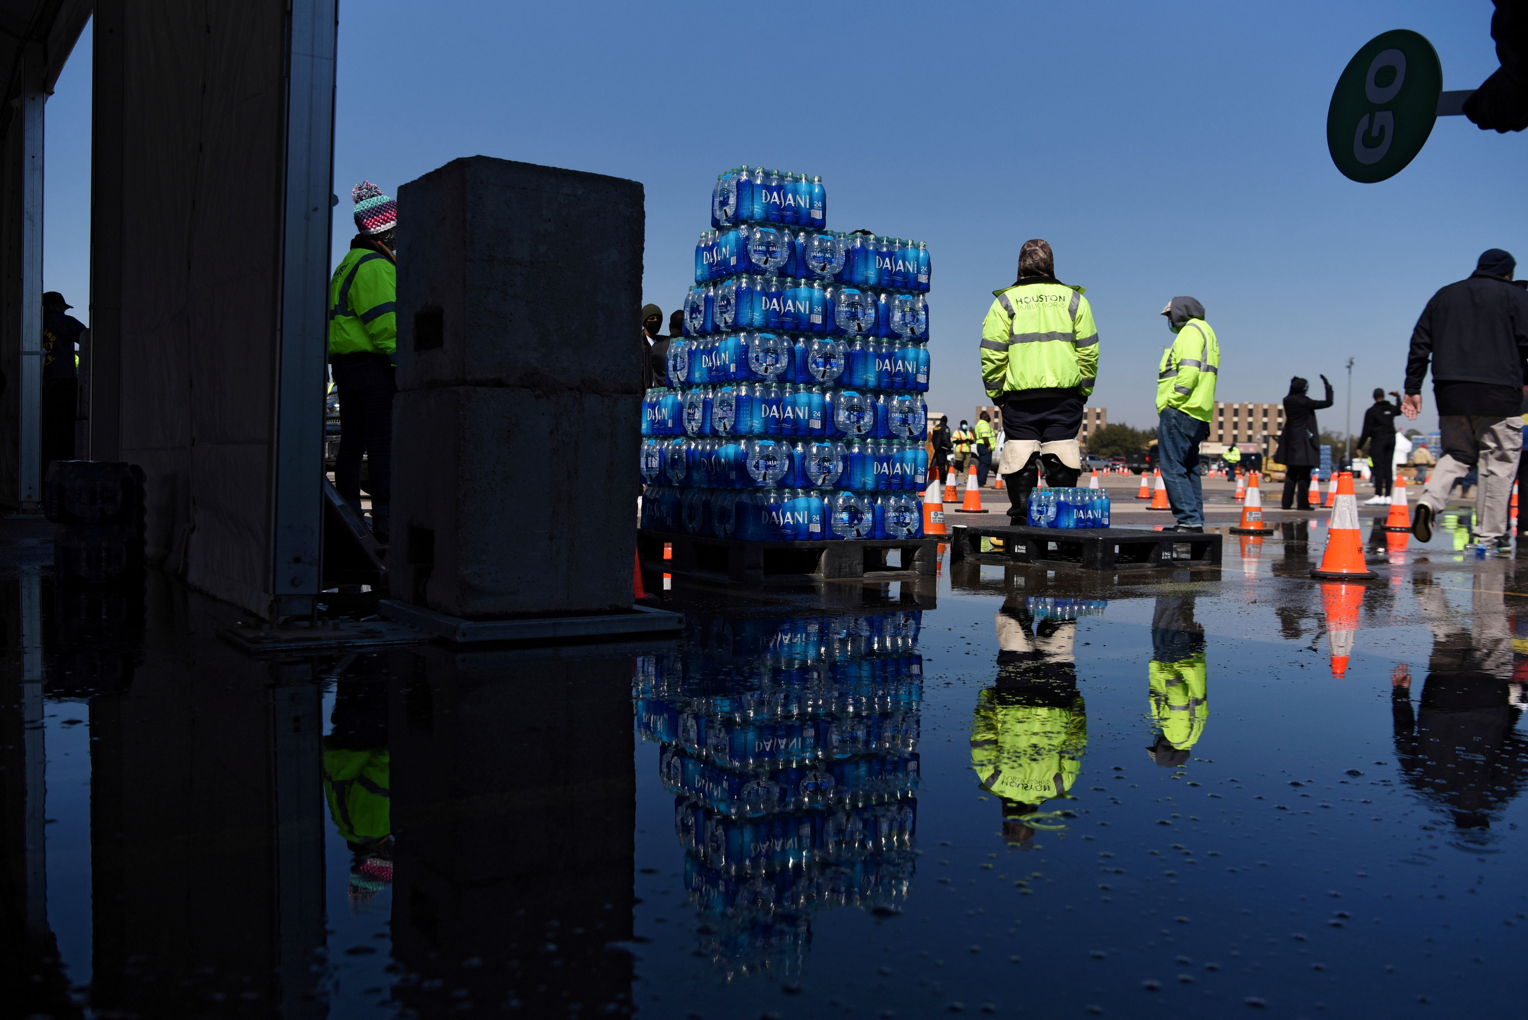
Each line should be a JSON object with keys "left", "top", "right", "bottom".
{"left": 1437, "top": 90, "right": 1474, "bottom": 117}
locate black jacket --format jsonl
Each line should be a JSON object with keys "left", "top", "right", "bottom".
{"left": 1405, "top": 271, "right": 1528, "bottom": 394}
{"left": 929, "top": 423, "right": 953, "bottom": 467}
{"left": 1276, "top": 379, "right": 1333, "bottom": 467}
{"left": 1355, "top": 400, "right": 1399, "bottom": 454}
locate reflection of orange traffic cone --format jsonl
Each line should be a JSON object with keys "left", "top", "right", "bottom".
{"left": 1383, "top": 478, "right": 1411, "bottom": 532}
{"left": 1233, "top": 472, "right": 1245, "bottom": 502}
{"left": 1324, "top": 475, "right": 1338, "bottom": 508}
{"left": 923, "top": 478, "right": 947, "bottom": 535}
{"left": 1231, "top": 471, "right": 1273, "bottom": 534}
{"left": 1136, "top": 471, "right": 1151, "bottom": 499}
{"left": 1384, "top": 530, "right": 1409, "bottom": 565}
{"left": 1321, "top": 581, "right": 1365, "bottom": 676}
{"left": 1147, "top": 468, "right": 1172, "bottom": 510}
{"left": 1312, "top": 472, "right": 1377, "bottom": 579}
{"left": 1307, "top": 470, "right": 1320, "bottom": 507}
{"left": 961, "top": 465, "right": 988, "bottom": 512}
{"left": 944, "top": 467, "right": 958, "bottom": 504}
{"left": 1089, "top": 469, "right": 1100, "bottom": 489}
{"left": 633, "top": 549, "right": 648, "bottom": 600}
{"left": 937, "top": 542, "right": 947, "bottom": 574}
{"left": 1239, "top": 534, "right": 1264, "bottom": 579}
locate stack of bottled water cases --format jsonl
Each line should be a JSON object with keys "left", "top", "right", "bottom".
{"left": 641, "top": 166, "right": 933, "bottom": 543}
{"left": 1026, "top": 487, "right": 1112, "bottom": 529}
{"left": 633, "top": 609, "right": 920, "bottom": 974}
{"left": 1025, "top": 596, "right": 1108, "bottom": 622}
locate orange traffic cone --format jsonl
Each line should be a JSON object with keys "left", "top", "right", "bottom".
{"left": 1230, "top": 471, "right": 1273, "bottom": 534}
{"left": 1147, "top": 468, "right": 1172, "bottom": 510}
{"left": 1324, "top": 475, "right": 1338, "bottom": 508}
{"left": 633, "top": 548, "right": 649, "bottom": 601}
{"left": 1311, "top": 472, "right": 1377, "bottom": 579}
{"left": 1382, "top": 478, "right": 1411, "bottom": 532}
{"left": 1233, "top": 472, "right": 1245, "bottom": 502}
{"left": 1321, "top": 581, "right": 1366, "bottom": 677}
{"left": 944, "top": 466, "right": 959, "bottom": 504}
{"left": 961, "top": 465, "right": 987, "bottom": 512}
{"left": 1513, "top": 481, "right": 1520, "bottom": 511}
{"left": 1239, "top": 534, "right": 1264, "bottom": 579}
{"left": 923, "top": 478, "right": 947, "bottom": 535}
{"left": 994, "top": 474, "right": 1005, "bottom": 490}
{"left": 1307, "top": 469, "right": 1320, "bottom": 507}
{"left": 1088, "top": 469, "right": 1100, "bottom": 489}
{"left": 1136, "top": 471, "right": 1151, "bottom": 499}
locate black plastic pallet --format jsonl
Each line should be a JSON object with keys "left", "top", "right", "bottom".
{"left": 948, "top": 524, "right": 1222, "bottom": 571}
{"left": 639, "top": 530, "right": 938, "bottom": 584}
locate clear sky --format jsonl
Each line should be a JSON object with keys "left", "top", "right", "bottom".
{"left": 40, "top": 1, "right": 1528, "bottom": 436}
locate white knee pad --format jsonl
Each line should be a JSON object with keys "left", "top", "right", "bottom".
{"left": 1039, "top": 440, "right": 1082, "bottom": 470}
{"left": 999, "top": 440, "right": 1040, "bottom": 474}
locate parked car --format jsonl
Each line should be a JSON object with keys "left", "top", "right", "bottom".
{"left": 1084, "top": 454, "right": 1109, "bottom": 471}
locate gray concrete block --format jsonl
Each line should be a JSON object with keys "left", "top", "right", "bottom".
{"left": 394, "top": 156, "right": 644, "bottom": 394}
{"left": 389, "top": 385, "right": 639, "bottom": 617}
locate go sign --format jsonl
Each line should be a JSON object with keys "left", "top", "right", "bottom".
{"left": 1327, "top": 30, "right": 1443, "bottom": 183}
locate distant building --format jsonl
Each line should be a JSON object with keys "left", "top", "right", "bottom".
{"left": 1209, "top": 402, "right": 1286, "bottom": 458}
{"left": 1078, "top": 407, "right": 1106, "bottom": 447}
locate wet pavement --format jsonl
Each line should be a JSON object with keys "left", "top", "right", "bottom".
{"left": 4, "top": 501, "right": 1527, "bottom": 1019}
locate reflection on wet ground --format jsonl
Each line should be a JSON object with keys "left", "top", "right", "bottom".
{"left": 5, "top": 512, "right": 1528, "bottom": 1018}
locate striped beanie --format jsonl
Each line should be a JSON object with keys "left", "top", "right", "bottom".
{"left": 352, "top": 181, "right": 396, "bottom": 236}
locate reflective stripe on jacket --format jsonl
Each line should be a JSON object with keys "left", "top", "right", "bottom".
{"left": 1148, "top": 655, "right": 1207, "bottom": 750}
{"left": 980, "top": 279, "right": 1099, "bottom": 401}
{"left": 328, "top": 246, "right": 397, "bottom": 357}
{"left": 1156, "top": 318, "right": 1218, "bottom": 421}
{"left": 953, "top": 429, "right": 974, "bottom": 454}
{"left": 975, "top": 420, "right": 994, "bottom": 448}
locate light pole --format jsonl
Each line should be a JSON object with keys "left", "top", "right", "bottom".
{"left": 1343, "top": 356, "right": 1355, "bottom": 467}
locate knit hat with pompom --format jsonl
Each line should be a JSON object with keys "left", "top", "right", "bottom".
{"left": 352, "top": 181, "right": 397, "bottom": 236}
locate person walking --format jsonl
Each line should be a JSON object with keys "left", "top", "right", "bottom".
{"left": 928, "top": 414, "right": 953, "bottom": 485}
{"left": 329, "top": 181, "right": 398, "bottom": 542}
{"left": 1155, "top": 297, "right": 1219, "bottom": 532}
{"left": 974, "top": 411, "right": 995, "bottom": 486}
{"left": 1221, "top": 443, "right": 1241, "bottom": 482}
{"left": 41, "top": 291, "right": 85, "bottom": 477}
{"left": 1402, "top": 248, "right": 1528, "bottom": 549}
{"left": 1354, "top": 388, "right": 1402, "bottom": 504}
{"left": 1275, "top": 375, "right": 1333, "bottom": 510}
{"left": 981, "top": 239, "right": 1098, "bottom": 523}
{"left": 640, "top": 303, "right": 667, "bottom": 391}
{"left": 952, "top": 420, "right": 975, "bottom": 475}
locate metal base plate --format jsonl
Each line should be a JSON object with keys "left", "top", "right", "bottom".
{"left": 377, "top": 599, "right": 683, "bottom": 644}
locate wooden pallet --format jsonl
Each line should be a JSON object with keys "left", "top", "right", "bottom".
{"left": 948, "top": 524, "right": 1222, "bottom": 571}
{"left": 639, "top": 530, "right": 938, "bottom": 584}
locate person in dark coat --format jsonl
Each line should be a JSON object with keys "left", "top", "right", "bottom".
{"left": 640, "top": 303, "right": 667, "bottom": 391}
{"left": 1275, "top": 374, "right": 1333, "bottom": 510}
{"left": 1354, "top": 388, "right": 1402, "bottom": 504}
{"left": 928, "top": 415, "right": 954, "bottom": 486}
{"left": 41, "top": 291, "right": 85, "bottom": 477}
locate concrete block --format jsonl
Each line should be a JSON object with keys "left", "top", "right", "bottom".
{"left": 394, "top": 156, "right": 644, "bottom": 394}
{"left": 389, "top": 385, "right": 640, "bottom": 617}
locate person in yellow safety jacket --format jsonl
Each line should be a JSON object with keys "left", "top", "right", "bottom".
{"left": 1155, "top": 296, "right": 1220, "bottom": 533}
{"left": 329, "top": 180, "right": 399, "bottom": 543}
{"left": 1222, "top": 444, "right": 1241, "bottom": 482}
{"left": 951, "top": 420, "right": 974, "bottom": 475}
{"left": 980, "top": 239, "right": 1099, "bottom": 525}
{"left": 974, "top": 412, "right": 996, "bottom": 486}
{"left": 971, "top": 595, "right": 1088, "bottom": 845}
{"left": 322, "top": 680, "right": 393, "bottom": 905}
{"left": 1146, "top": 595, "right": 1208, "bottom": 767}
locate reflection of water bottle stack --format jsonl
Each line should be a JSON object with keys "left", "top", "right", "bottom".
{"left": 641, "top": 167, "right": 934, "bottom": 543}
{"left": 633, "top": 609, "right": 923, "bottom": 976}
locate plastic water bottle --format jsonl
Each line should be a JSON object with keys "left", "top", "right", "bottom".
{"left": 761, "top": 383, "right": 784, "bottom": 435}
{"left": 711, "top": 385, "right": 737, "bottom": 435}
{"left": 810, "top": 175, "right": 827, "bottom": 228}
{"left": 711, "top": 490, "right": 739, "bottom": 538}
{"left": 1099, "top": 491, "right": 1110, "bottom": 528}
{"left": 807, "top": 386, "right": 827, "bottom": 437}
{"left": 832, "top": 491, "right": 873, "bottom": 539}
{"left": 745, "top": 439, "right": 789, "bottom": 488}
{"left": 763, "top": 169, "right": 785, "bottom": 223}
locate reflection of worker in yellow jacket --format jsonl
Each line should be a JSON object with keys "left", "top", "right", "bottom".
{"left": 322, "top": 679, "right": 393, "bottom": 905}
{"left": 971, "top": 596, "right": 1087, "bottom": 845}
{"left": 1147, "top": 596, "right": 1207, "bottom": 768}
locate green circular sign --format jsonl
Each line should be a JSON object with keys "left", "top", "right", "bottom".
{"left": 1327, "top": 29, "right": 1443, "bottom": 183}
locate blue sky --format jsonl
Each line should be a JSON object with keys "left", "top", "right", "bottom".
{"left": 41, "top": 1, "right": 1528, "bottom": 434}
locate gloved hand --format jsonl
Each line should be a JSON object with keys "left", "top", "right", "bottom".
{"left": 1319, "top": 374, "right": 1330, "bottom": 387}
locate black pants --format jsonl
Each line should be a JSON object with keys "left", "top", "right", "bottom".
{"left": 1000, "top": 391, "right": 1084, "bottom": 521}
{"left": 1370, "top": 443, "right": 1394, "bottom": 497}
{"left": 1282, "top": 464, "right": 1313, "bottom": 510}
{"left": 331, "top": 353, "right": 397, "bottom": 512}
{"left": 41, "top": 378, "right": 76, "bottom": 482}
{"left": 976, "top": 445, "right": 992, "bottom": 486}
